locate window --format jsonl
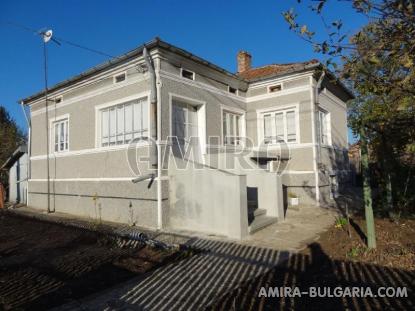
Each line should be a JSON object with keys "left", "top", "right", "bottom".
{"left": 262, "top": 109, "right": 297, "bottom": 144}
{"left": 53, "top": 118, "right": 69, "bottom": 152}
{"left": 114, "top": 73, "right": 126, "bottom": 84}
{"left": 181, "top": 68, "right": 195, "bottom": 80}
{"left": 222, "top": 110, "right": 242, "bottom": 145}
{"left": 268, "top": 84, "right": 282, "bottom": 93}
{"left": 228, "top": 86, "right": 238, "bottom": 95}
{"left": 100, "top": 98, "right": 148, "bottom": 147}
{"left": 318, "top": 109, "right": 330, "bottom": 145}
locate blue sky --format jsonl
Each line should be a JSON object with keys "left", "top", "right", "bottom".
{"left": 0, "top": 0, "right": 367, "bottom": 141}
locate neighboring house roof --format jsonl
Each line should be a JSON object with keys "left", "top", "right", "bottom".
{"left": 237, "top": 59, "right": 320, "bottom": 81}
{"left": 19, "top": 37, "right": 354, "bottom": 104}
{"left": 0, "top": 145, "right": 27, "bottom": 170}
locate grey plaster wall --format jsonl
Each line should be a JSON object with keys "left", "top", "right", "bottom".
{"left": 28, "top": 180, "right": 159, "bottom": 228}
{"left": 246, "top": 91, "right": 313, "bottom": 146}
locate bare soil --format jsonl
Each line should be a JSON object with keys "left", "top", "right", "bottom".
{"left": 210, "top": 215, "right": 415, "bottom": 310}
{"left": 0, "top": 212, "right": 179, "bottom": 310}
{"left": 307, "top": 216, "right": 415, "bottom": 271}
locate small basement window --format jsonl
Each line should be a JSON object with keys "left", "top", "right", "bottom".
{"left": 181, "top": 68, "right": 195, "bottom": 80}
{"left": 268, "top": 84, "right": 282, "bottom": 93}
{"left": 114, "top": 73, "right": 126, "bottom": 84}
{"left": 228, "top": 86, "right": 238, "bottom": 95}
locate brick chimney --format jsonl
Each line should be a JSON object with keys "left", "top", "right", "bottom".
{"left": 237, "top": 51, "right": 252, "bottom": 73}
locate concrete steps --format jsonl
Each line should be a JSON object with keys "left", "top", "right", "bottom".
{"left": 248, "top": 214, "right": 278, "bottom": 234}
{"left": 253, "top": 208, "right": 266, "bottom": 217}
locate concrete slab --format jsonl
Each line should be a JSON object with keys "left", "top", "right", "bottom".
{"left": 242, "top": 205, "right": 338, "bottom": 252}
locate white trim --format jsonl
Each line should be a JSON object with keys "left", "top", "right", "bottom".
{"left": 49, "top": 114, "right": 70, "bottom": 154}
{"left": 267, "top": 83, "right": 283, "bottom": 93}
{"left": 248, "top": 72, "right": 314, "bottom": 89}
{"left": 281, "top": 170, "right": 315, "bottom": 175}
{"left": 227, "top": 85, "right": 239, "bottom": 96}
{"left": 94, "top": 92, "right": 151, "bottom": 148}
{"left": 256, "top": 103, "right": 301, "bottom": 146}
{"left": 159, "top": 70, "right": 245, "bottom": 103}
{"left": 53, "top": 95, "right": 63, "bottom": 104}
{"left": 113, "top": 71, "right": 127, "bottom": 84}
{"left": 220, "top": 104, "right": 246, "bottom": 146}
{"left": 180, "top": 68, "right": 195, "bottom": 81}
{"left": 30, "top": 177, "right": 135, "bottom": 182}
{"left": 31, "top": 74, "right": 149, "bottom": 117}
{"left": 27, "top": 58, "right": 147, "bottom": 107}
{"left": 169, "top": 92, "right": 207, "bottom": 158}
{"left": 246, "top": 85, "right": 310, "bottom": 103}
{"left": 30, "top": 142, "right": 149, "bottom": 161}
{"left": 310, "top": 76, "right": 320, "bottom": 205}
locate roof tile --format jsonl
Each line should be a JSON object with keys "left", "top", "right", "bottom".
{"left": 237, "top": 59, "right": 319, "bottom": 80}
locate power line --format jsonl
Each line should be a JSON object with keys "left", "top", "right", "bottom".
{"left": 1, "top": 20, "right": 122, "bottom": 60}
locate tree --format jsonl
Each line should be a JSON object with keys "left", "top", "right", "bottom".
{"left": 0, "top": 106, "right": 26, "bottom": 186}
{"left": 282, "top": 0, "right": 415, "bottom": 248}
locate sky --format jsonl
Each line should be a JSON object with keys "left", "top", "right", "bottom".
{"left": 0, "top": 0, "right": 367, "bottom": 141}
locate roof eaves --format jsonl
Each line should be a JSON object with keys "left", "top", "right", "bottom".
{"left": 0, "top": 145, "right": 27, "bottom": 170}
{"left": 19, "top": 38, "right": 162, "bottom": 105}
{"left": 246, "top": 62, "right": 321, "bottom": 83}
{"left": 19, "top": 37, "right": 245, "bottom": 105}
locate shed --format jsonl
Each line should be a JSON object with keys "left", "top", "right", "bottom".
{"left": 1, "top": 145, "right": 28, "bottom": 204}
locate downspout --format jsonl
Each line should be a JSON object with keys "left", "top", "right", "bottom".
{"left": 313, "top": 71, "right": 325, "bottom": 205}
{"left": 20, "top": 101, "right": 31, "bottom": 205}
{"left": 155, "top": 58, "right": 163, "bottom": 230}
{"left": 143, "top": 46, "right": 162, "bottom": 229}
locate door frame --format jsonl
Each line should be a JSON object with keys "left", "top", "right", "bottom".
{"left": 168, "top": 93, "right": 207, "bottom": 161}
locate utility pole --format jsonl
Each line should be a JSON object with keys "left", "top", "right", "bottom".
{"left": 42, "top": 30, "right": 53, "bottom": 213}
{"left": 360, "top": 125, "right": 376, "bottom": 249}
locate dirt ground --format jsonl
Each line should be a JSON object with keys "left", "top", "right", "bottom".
{"left": 307, "top": 216, "right": 415, "bottom": 271}
{"left": 210, "top": 215, "right": 415, "bottom": 310}
{"left": 0, "top": 212, "right": 179, "bottom": 310}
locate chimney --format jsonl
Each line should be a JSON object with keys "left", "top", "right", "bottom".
{"left": 237, "top": 51, "right": 252, "bottom": 73}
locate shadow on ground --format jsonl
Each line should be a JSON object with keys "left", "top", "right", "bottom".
{"left": 208, "top": 242, "right": 414, "bottom": 310}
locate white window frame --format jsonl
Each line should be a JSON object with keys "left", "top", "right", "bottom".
{"left": 180, "top": 68, "right": 195, "bottom": 81}
{"left": 95, "top": 93, "right": 150, "bottom": 149}
{"left": 50, "top": 114, "right": 70, "bottom": 153}
{"left": 318, "top": 108, "right": 332, "bottom": 146}
{"left": 113, "top": 72, "right": 127, "bottom": 84}
{"left": 257, "top": 105, "right": 300, "bottom": 145}
{"left": 220, "top": 105, "right": 246, "bottom": 146}
{"left": 267, "top": 83, "right": 283, "bottom": 93}
{"left": 54, "top": 95, "right": 63, "bottom": 104}
{"left": 169, "top": 93, "right": 207, "bottom": 156}
{"left": 227, "top": 86, "right": 239, "bottom": 96}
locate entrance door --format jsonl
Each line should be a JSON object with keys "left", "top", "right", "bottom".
{"left": 172, "top": 101, "right": 200, "bottom": 160}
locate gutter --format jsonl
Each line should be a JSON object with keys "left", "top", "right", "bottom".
{"left": 143, "top": 46, "right": 163, "bottom": 229}
{"left": 313, "top": 71, "right": 326, "bottom": 205}
{"left": 20, "top": 102, "right": 31, "bottom": 205}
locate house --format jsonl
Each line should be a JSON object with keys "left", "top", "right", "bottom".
{"left": 20, "top": 38, "right": 352, "bottom": 239}
{"left": 0, "top": 145, "right": 28, "bottom": 205}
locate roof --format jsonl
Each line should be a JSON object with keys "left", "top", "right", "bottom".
{"left": 20, "top": 37, "right": 244, "bottom": 105}
{"left": 19, "top": 37, "right": 354, "bottom": 104}
{"left": 1, "top": 145, "right": 27, "bottom": 170}
{"left": 237, "top": 59, "right": 320, "bottom": 81}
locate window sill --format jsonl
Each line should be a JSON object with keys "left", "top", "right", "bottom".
{"left": 97, "top": 141, "right": 150, "bottom": 151}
